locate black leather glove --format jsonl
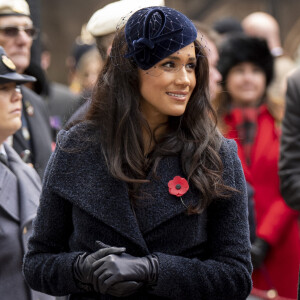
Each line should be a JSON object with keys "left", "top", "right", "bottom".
{"left": 92, "top": 253, "right": 159, "bottom": 295}
{"left": 73, "top": 242, "right": 126, "bottom": 291}
{"left": 251, "top": 237, "right": 270, "bottom": 269}
{"left": 106, "top": 281, "right": 144, "bottom": 297}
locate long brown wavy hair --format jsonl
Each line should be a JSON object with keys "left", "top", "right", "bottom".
{"left": 86, "top": 28, "right": 234, "bottom": 213}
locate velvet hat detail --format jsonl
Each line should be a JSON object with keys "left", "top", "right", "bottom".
{"left": 124, "top": 6, "right": 197, "bottom": 70}
{"left": 218, "top": 34, "right": 274, "bottom": 86}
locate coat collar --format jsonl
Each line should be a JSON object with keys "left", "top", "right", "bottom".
{"left": 3, "top": 143, "right": 41, "bottom": 228}
{"left": 52, "top": 147, "right": 198, "bottom": 254}
{"left": 0, "top": 159, "right": 19, "bottom": 221}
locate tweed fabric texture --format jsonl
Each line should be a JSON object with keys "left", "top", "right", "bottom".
{"left": 23, "top": 122, "right": 252, "bottom": 299}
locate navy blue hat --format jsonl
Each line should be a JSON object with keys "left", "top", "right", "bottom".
{"left": 124, "top": 6, "right": 197, "bottom": 70}
{"left": 0, "top": 46, "right": 36, "bottom": 84}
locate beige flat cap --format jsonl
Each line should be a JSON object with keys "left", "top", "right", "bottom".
{"left": 0, "top": 0, "right": 30, "bottom": 17}
{"left": 87, "top": 0, "right": 165, "bottom": 37}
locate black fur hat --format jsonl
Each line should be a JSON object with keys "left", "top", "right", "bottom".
{"left": 218, "top": 34, "right": 274, "bottom": 86}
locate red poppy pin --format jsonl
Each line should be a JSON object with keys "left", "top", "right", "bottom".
{"left": 168, "top": 176, "right": 189, "bottom": 197}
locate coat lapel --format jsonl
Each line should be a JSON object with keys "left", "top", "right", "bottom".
{"left": 51, "top": 143, "right": 200, "bottom": 254}
{"left": 0, "top": 162, "right": 19, "bottom": 222}
{"left": 4, "top": 144, "right": 41, "bottom": 229}
{"left": 133, "top": 155, "right": 199, "bottom": 234}
{"left": 51, "top": 150, "right": 150, "bottom": 254}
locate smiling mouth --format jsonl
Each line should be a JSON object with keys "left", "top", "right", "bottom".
{"left": 166, "top": 92, "right": 187, "bottom": 99}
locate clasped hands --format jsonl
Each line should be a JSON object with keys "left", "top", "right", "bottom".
{"left": 73, "top": 241, "right": 158, "bottom": 297}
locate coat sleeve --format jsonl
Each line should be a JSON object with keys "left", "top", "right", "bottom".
{"left": 22, "top": 130, "right": 84, "bottom": 296}
{"left": 279, "top": 68, "right": 300, "bottom": 211}
{"left": 151, "top": 139, "right": 253, "bottom": 300}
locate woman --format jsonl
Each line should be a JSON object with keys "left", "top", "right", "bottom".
{"left": 216, "top": 34, "right": 300, "bottom": 298}
{"left": 23, "top": 7, "right": 252, "bottom": 299}
{"left": 0, "top": 46, "right": 54, "bottom": 300}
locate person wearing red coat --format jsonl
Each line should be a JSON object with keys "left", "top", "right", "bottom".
{"left": 216, "top": 34, "right": 300, "bottom": 298}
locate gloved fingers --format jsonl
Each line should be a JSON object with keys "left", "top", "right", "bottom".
{"left": 106, "top": 281, "right": 144, "bottom": 297}
{"left": 95, "top": 240, "right": 112, "bottom": 249}
{"left": 97, "top": 272, "right": 120, "bottom": 294}
{"left": 92, "top": 260, "right": 109, "bottom": 292}
{"left": 91, "top": 247, "right": 126, "bottom": 260}
{"left": 93, "top": 269, "right": 113, "bottom": 294}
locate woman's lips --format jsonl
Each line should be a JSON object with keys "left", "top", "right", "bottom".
{"left": 166, "top": 91, "right": 188, "bottom": 101}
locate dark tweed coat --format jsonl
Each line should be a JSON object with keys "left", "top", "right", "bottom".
{"left": 23, "top": 123, "right": 252, "bottom": 300}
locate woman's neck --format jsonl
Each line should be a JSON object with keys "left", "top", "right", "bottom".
{"left": 142, "top": 122, "right": 167, "bottom": 155}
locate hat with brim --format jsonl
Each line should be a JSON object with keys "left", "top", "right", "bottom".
{"left": 0, "top": 0, "right": 30, "bottom": 17}
{"left": 0, "top": 72, "right": 36, "bottom": 84}
{"left": 0, "top": 46, "right": 36, "bottom": 84}
{"left": 87, "top": 0, "right": 165, "bottom": 37}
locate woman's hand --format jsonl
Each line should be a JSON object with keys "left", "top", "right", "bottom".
{"left": 251, "top": 238, "right": 270, "bottom": 269}
{"left": 73, "top": 245, "right": 126, "bottom": 290}
{"left": 92, "top": 253, "right": 159, "bottom": 295}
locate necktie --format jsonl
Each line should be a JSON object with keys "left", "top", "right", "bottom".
{"left": 0, "top": 153, "right": 9, "bottom": 168}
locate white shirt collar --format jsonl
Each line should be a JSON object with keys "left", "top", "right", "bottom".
{"left": 0, "top": 143, "right": 7, "bottom": 158}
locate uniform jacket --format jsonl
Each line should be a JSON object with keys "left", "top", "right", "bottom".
{"left": 224, "top": 105, "right": 300, "bottom": 298}
{"left": 13, "top": 86, "right": 52, "bottom": 179}
{"left": 46, "top": 82, "right": 82, "bottom": 141}
{"left": 23, "top": 122, "right": 252, "bottom": 300}
{"left": 0, "top": 143, "right": 55, "bottom": 300}
{"left": 280, "top": 67, "right": 300, "bottom": 211}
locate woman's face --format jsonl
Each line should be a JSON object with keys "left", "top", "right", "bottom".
{"left": 0, "top": 82, "right": 22, "bottom": 143}
{"left": 226, "top": 62, "right": 266, "bottom": 106}
{"left": 138, "top": 43, "right": 197, "bottom": 126}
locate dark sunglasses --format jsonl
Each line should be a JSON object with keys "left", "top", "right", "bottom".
{"left": 0, "top": 26, "right": 39, "bottom": 39}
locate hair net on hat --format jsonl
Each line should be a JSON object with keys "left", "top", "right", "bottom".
{"left": 87, "top": 0, "right": 165, "bottom": 37}
{"left": 124, "top": 6, "right": 197, "bottom": 70}
{"left": 0, "top": 0, "right": 30, "bottom": 17}
{"left": 218, "top": 34, "right": 274, "bottom": 86}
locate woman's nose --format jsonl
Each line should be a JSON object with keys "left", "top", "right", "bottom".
{"left": 175, "top": 66, "right": 190, "bottom": 86}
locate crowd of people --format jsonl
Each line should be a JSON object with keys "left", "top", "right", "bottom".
{"left": 0, "top": 0, "right": 300, "bottom": 299}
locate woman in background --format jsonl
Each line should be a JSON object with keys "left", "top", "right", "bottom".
{"left": 0, "top": 46, "right": 54, "bottom": 300}
{"left": 216, "top": 33, "right": 300, "bottom": 299}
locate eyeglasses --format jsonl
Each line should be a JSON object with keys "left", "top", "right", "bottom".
{"left": 0, "top": 26, "right": 39, "bottom": 40}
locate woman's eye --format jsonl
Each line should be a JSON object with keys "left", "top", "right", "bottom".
{"left": 162, "top": 61, "right": 175, "bottom": 69}
{"left": 186, "top": 63, "right": 196, "bottom": 71}
{"left": 0, "top": 85, "right": 9, "bottom": 91}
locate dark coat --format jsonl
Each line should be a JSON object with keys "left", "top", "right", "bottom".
{"left": 279, "top": 67, "right": 300, "bottom": 211}
{"left": 279, "top": 67, "right": 300, "bottom": 300}
{"left": 23, "top": 123, "right": 252, "bottom": 300}
{"left": 0, "top": 143, "right": 55, "bottom": 300}
{"left": 13, "top": 86, "right": 52, "bottom": 179}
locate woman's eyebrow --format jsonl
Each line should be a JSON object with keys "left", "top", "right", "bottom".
{"left": 165, "top": 55, "right": 197, "bottom": 61}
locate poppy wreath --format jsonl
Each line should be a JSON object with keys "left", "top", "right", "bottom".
{"left": 168, "top": 176, "right": 189, "bottom": 208}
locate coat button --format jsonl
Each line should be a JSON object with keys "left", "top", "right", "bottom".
{"left": 23, "top": 227, "right": 27, "bottom": 234}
